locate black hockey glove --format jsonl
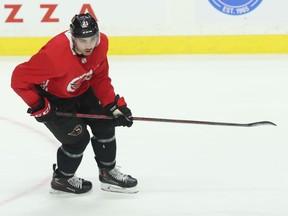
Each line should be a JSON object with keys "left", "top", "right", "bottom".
{"left": 105, "top": 95, "right": 133, "bottom": 127}
{"left": 27, "top": 97, "right": 57, "bottom": 123}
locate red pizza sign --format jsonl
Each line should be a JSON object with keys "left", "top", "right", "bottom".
{"left": 4, "top": 4, "right": 97, "bottom": 23}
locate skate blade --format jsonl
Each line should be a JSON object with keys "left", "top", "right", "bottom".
{"left": 49, "top": 188, "right": 92, "bottom": 195}
{"left": 101, "top": 183, "right": 138, "bottom": 194}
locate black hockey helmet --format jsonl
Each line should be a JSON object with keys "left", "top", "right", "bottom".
{"left": 70, "top": 13, "right": 99, "bottom": 38}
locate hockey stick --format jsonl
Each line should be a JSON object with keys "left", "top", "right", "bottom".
{"left": 55, "top": 112, "right": 276, "bottom": 127}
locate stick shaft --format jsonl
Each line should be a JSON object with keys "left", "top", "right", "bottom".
{"left": 56, "top": 112, "right": 113, "bottom": 119}
{"left": 56, "top": 112, "right": 276, "bottom": 127}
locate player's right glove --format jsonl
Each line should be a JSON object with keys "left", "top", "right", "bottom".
{"left": 27, "top": 97, "right": 56, "bottom": 123}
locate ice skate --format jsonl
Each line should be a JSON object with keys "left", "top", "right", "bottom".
{"left": 50, "top": 164, "right": 92, "bottom": 194}
{"left": 99, "top": 166, "right": 138, "bottom": 193}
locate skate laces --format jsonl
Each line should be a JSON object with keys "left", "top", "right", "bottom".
{"left": 67, "top": 176, "right": 83, "bottom": 189}
{"left": 108, "top": 167, "right": 129, "bottom": 182}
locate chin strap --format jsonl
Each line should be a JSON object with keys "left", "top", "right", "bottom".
{"left": 72, "top": 46, "right": 85, "bottom": 57}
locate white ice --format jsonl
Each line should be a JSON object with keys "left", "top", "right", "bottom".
{"left": 0, "top": 54, "right": 288, "bottom": 216}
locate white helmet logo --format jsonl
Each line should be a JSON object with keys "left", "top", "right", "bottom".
{"left": 81, "top": 20, "right": 88, "bottom": 28}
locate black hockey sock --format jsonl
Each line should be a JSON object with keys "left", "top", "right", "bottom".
{"left": 91, "top": 136, "right": 116, "bottom": 169}
{"left": 56, "top": 147, "right": 83, "bottom": 176}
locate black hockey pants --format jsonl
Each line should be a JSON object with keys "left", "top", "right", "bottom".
{"left": 36, "top": 87, "right": 117, "bottom": 176}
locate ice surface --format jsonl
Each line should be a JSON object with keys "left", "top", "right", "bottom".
{"left": 1, "top": 54, "right": 288, "bottom": 216}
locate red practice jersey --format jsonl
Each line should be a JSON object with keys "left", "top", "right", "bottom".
{"left": 11, "top": 31, "right": 116, "bottom": 108}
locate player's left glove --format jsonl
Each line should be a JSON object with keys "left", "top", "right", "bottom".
{"left": 105, "top": 95, "right": 133, "bottom": 127}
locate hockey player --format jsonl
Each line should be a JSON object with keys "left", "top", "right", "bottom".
{"left": 11, "top": 13, "right": 138, "bottom": 194}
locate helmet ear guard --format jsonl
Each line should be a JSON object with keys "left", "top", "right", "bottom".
{"left": 70, "top": 13, "right": 99, "bottom": 38}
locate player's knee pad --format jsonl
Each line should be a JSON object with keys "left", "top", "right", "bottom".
{"left": 62, "top": 128, "right": 90, "bottom": 155}
{"left": 90, "top": 120, "right": 115, "bottom": 138}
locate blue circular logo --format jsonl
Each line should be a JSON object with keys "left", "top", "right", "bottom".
{"left": 208, "top": 0, "right": 263, "bottom": 16}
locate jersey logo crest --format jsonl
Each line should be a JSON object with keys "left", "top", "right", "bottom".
{"left": 67, "top": 69, "right": 93, "bottom": 92}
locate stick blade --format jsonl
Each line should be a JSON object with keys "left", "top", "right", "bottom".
{"left": 248, "top": 121, "right": 277, "bottom": 127}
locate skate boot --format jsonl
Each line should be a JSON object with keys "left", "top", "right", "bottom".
{"left": 50, "top": 164, "right": 92, "bottom": 194}
{"left": 99, "top": 166, "right": 138, "bottom": 193}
